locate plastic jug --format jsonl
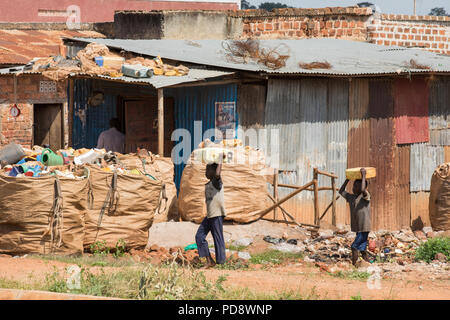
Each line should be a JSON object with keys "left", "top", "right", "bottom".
{"left": 74, "top": 149, "right": 102, "bottom": 165}
{"left": 41, "top": 148, "right": 64, "bottom": 166}
{"left": 193, "top": 147, "right": 228, "bottom": 164}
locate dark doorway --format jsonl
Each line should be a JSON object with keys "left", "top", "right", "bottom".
{"left": 124, "top": 97, "right": 174, "bottom": 157}
{"left": 33, "top": 104, "right": 63, "bottom": 150}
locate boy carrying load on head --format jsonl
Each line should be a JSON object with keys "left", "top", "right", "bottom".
{"left": 195, "top": 153, "right": 226, "bottom": 268}
{"left": 339, "top": 168, "right": 372, "bottom": 266}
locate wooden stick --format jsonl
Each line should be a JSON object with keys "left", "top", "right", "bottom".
{"left": 267, "top": 194, "right": 319, "bottom": 229}
{"left": 313, "top": 168, "right": 319, "bottom": 226}
{"left": 273, "top": 168, "right": 278, "bottom": 221}
{"left": 316, "top": 169, "right": 338, "bottom": 179}
{"left": 157, "top": 88, "right": 164, "bottom": 156}
{"left": 319, "top": 195, "right": 341, "bottom": 221}
{"left": 258, "top": 181, "right": 314, "bottom": 217}
{"left": 331, "top": 176, "right": 337, "bottom": 226}
{"left": 277, "top": 183, "right": 338, "bottom": 192}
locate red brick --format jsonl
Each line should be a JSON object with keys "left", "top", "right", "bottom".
{"left": 265, "top": 23, "right": 273, "bottom": 31}
{"left": 412, "top": 28, "right": 417, "bottom": 33}
{"left": 257, "top": 23, "right": 264, "bottom": 31}
{"left": 432, "top": 43, "right": 437, "bottom": 48}
{"left": 336, "top": 29, "right": 343, "bottom": 36}
{"left": 283, "top": 22, "right": 290, "bottom": 29}
{"left": 425, "top": 28, "right": 431, "bottom": 34}
{"left": 404, "top": 28, "right": 410, "bottom": 33}
{"left": 321, "top": 29, "right": 329, "bottom": 37}
{"left": 293, "top": 21, "right": 300, "bottom": 29}
{"left": 329, "top": 29, "right": 336, "bottom": 36}
{"left": 415, "top": 35, "right": 420, "bottom": 40}
{"left": 377, "top": 40, "right": 383, "bottom": 45}
{"left": 326, "top": 21, "right": 332, "bottom": 28}
{"left": 387, "top": 33, "right": 393, "bottom": 39}
{"left": 397, "top": 27, "right": 403, "bottom": 32}
{"left": 439, "top": 30, "right": 445, "bottom": 35}
{"left": 402, "top": 34, "right": 407, "bottom": 40}
{"left": 384, "top": 40, "right": 390, "bottom": 45}
{"left": 391, "top": 41, "right": 397, "bottom": 46}
{"left": 408, "top": 35, "right": 414, "bottom": 40}
{"left": 334, "top": 21, "right": 340, "bottom": 28}
{"left": 395, "top": 34, "right": 400, "bottom": 39}
{"left": 439, "top": 43, "right": 445, "bottom": 49}
{"left": 380, "top": 33, "right": 386, "bottom": 38}
{"left": 342, "top": 21, "right": 348, "bottom": 28}
{"left": 433, "top": 29, "right": 438, "bottom": 34}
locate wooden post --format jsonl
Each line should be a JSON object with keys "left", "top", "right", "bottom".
{"left": 331, "top": 175, "right": 336, "bottom": 226}
{"left": 157, "top": 88, "right": 164, "bottom": 156}
{"left": 313, "top": 168, "right": 319, "bottom": 226}
{"left": 68, "top": 79, "right": 74, "bottom": 147}
{"left": 273, "top": 168, "right": 278, "bottom": 221}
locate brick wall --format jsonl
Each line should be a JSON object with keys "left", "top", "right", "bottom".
{"left": 235, "top": 7, "right": 450, "bottom": 55}
{"left": 0, "top": 75, "right": 67, "bottom": 149}
{"left": 238, "top": 7, "right": 372, "bottom": 41}
{"left": 368, "top": 14, "right": 450, "bottom": 55}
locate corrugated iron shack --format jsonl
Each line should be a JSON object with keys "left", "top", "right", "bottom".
{"left": 63, "top": 38, "right": 450, "bottom": 231}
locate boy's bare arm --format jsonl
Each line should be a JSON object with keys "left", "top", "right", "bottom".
{"left": 360, "top": 168, "right": 368, "bottom": 196}
{"left": 215, "top": 153, "right": 223, "bottom": 178}
{"left": 339, "top": 179, "right": 349, "bottom": 196}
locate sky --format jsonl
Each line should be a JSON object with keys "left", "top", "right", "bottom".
{"left": 247, "top": 0, "right": 450, "bottom": 15}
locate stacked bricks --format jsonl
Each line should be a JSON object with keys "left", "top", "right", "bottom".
{"left": 236, "top": 7, "right": 372, "bottom": 41}
{"left": 0, "top": 74, "right": 67, "bottom": 148}
{"left": 368, "top": 14, "right": 450, "bottom": 55}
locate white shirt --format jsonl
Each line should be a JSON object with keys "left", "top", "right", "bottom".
{"left": 96, "top": 128, "right": 125, "bottom": 154}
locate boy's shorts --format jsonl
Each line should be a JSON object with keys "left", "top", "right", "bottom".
{"left": 351, "top": 231, "right": 369, "bottom": 251}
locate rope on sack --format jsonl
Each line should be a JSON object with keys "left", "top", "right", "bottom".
{"left": 85, "top": 167, "right": 94, "bottom": 210}
{"left": 156, "top": 183, "right": 168, "bottom": 215}
{"left": 96, "top": 170, "right": 119, "bottom": 229}
{"left": 42, "top": 176, "right": 64, "bottom": 253}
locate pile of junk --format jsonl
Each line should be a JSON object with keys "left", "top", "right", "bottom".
{"left": 22, "top": 42, "right": 190, "bottom": 81}
{"left": 0, "top": 142, "right": 177, "bottom": 256}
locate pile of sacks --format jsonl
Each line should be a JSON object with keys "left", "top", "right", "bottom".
{"left": 0, "top": 144, "right": 177, "bottom": 256}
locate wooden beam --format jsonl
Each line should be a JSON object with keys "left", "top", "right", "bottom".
{"left": 273, "top": 168, "right": 278, "bottom": 220}
{"left": 68, "top": 79, "right": 74, "bottom": 147}
{"left": 316, "top": 169, "right": 338, "bottom": 179}
{"left": 313, "top": 168, "right": 319, "bottom": 226}
{"left": 331, "top": 176, "right": 337, "bottom": 226}
{"left": 319, "top": 195, "right": 341, "bottom": 221}
{"left": 157, "top": 88, "right": 164, "bottom": 156}
{"left": 267, "top": 194, "right": 319, "bottom": 229}
{"left": 258, "top": 181, "right": 314, "bottom": 217}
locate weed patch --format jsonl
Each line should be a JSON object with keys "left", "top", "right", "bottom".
{"left": 330, "top": 270, "right": 370, "bottom": 281}
{"left": 415, "top": 237, "right": 450, "bottom": 263}
{"left": 249, "top": 250, "right": 303, "bottom": 265}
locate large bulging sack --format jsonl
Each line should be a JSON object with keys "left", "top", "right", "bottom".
{"left": 178, "top": 146, "right": 273, "bottom": 224}
{"left": 84, "top": 165, "right": 163, "bottom": 249}
{"left": 0, "top": 174, "right": 88, "bottom": 255}
{"left": 118, "top": 154, "right": 178, "bottom": 223}
{"left": 429, "top": 162, "right": 450, "bottom": 231}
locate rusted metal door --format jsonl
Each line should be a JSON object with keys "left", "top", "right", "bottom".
{"left": 33, "top": 103, "right": 62, "bottom": 151}
{"left": 124, "top": 98, "right": 174, "bottom": 156}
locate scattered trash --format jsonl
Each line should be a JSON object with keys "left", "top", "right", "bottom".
{"left": 184, "top": 243, "right": 198, "bottom": 251}
{"left": 269, "top": 243, "right": 303, "bottom": 253}
{"left": 238, "top": 252, "right": 251, "bottom": 260}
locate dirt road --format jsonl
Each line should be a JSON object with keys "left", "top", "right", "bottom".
{"left": 0, "top": 256, "right": 448, "bottom": 300}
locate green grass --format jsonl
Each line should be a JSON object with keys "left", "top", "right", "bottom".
{"left": 249, "top": 250, "right": 304, "bottom": 265}
{"left": 28, "top": 254, "right": 142, "bottom": 268}
{"left": 330, "top": 270, "right": 370, "bottom": 281}
{"left": 0, "top": 261, "right": 314, "bottom": 300}
{"left": 351, "top": 294, "right": 362, "bottom": 300}
{"left": 415, "top": 237, "right": 450, "bottom": 263}
{"left": 226, "top": 244, "right": 248, "bottom": 252}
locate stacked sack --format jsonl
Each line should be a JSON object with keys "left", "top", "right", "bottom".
{"left": 429, "top": 162, "right": 450, "bottom": 231}
{"left": 178, "top": 139, "right": 273, "bottom": 224}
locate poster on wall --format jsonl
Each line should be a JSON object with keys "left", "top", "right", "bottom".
{"left": 215, "top": 101, "right": 236, "bottom": 140}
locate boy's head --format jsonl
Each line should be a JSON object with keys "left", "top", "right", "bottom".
{"left": 205, "top": 163, "right": 218, "bottom": 180}
{"left": 352, "top": 179, "right": 368, "bottom": 195}
{"left": 109, "top": 118, "right": 120, "bottom": 129}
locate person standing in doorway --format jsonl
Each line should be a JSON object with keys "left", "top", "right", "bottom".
{"left": 195, "top": 155, "right": 226, "bottom": 268}
{"left": 96, "top": 118, "right": 125, "bottom": 154}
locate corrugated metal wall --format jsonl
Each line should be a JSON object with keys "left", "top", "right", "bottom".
{"left": 166, "top": 84, "right": 238, "bottom": 189}
{"left": 429, "top": 78, "right": 450, "bottom": 146}
{"left": 264, "top": 78, "right": 349, "bottom": 225}
{"left": 72, "top": 79, "right": 118, "bottom": 149}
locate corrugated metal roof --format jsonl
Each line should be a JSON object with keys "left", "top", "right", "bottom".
{"left": 0, "top": 30, "right": 104, "bottom": 65}
{"left": 69, "top": 38, "right": 450, "bottom": 76}
{"left": 71, "top": 69, "right": 234, "bottom": 89}
{"left": 0, "top": 65, "right": 234, "bottom": 89}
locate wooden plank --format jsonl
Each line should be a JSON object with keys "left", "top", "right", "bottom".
{"left": 411, "top": 191, "right": 431, "bottom": 228}
{"left": 313, "top": 168, "right": 319, "bottom": 226}
{"left": 158, "top": 88, "right": 164, "bottom": 156}
{"left": 332, "top": 176, "right": 337, "bottom": 226}
{"left": 273, "top": 169, "right": 278, "bottom": 220}
{"left": 394, "top": 144, "right": 411, "bottom": 229}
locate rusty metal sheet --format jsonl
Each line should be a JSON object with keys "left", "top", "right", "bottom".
{"left": 394, "top": 78, "right": 429, "bottom": 144}
{"left": 394, "top": 144, "right": 411, "bottom": 229}
{"left": 411, "top": 191, "right": 431, "bottom": 228}
{"left": 429, "top": 78, "right": 450, "bottom": 146}
{"left": 348, "top": 78, "right": 370, "bottom": 168}
{"left": 0, "top": 30, "right": 104, "bottom": 65}
{"left": 368, "top": 79, "right": 396, "bottom": 230}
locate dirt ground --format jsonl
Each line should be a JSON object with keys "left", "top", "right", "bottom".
{"left": 0, "top": 255, "right": 448, "bottom": 300}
